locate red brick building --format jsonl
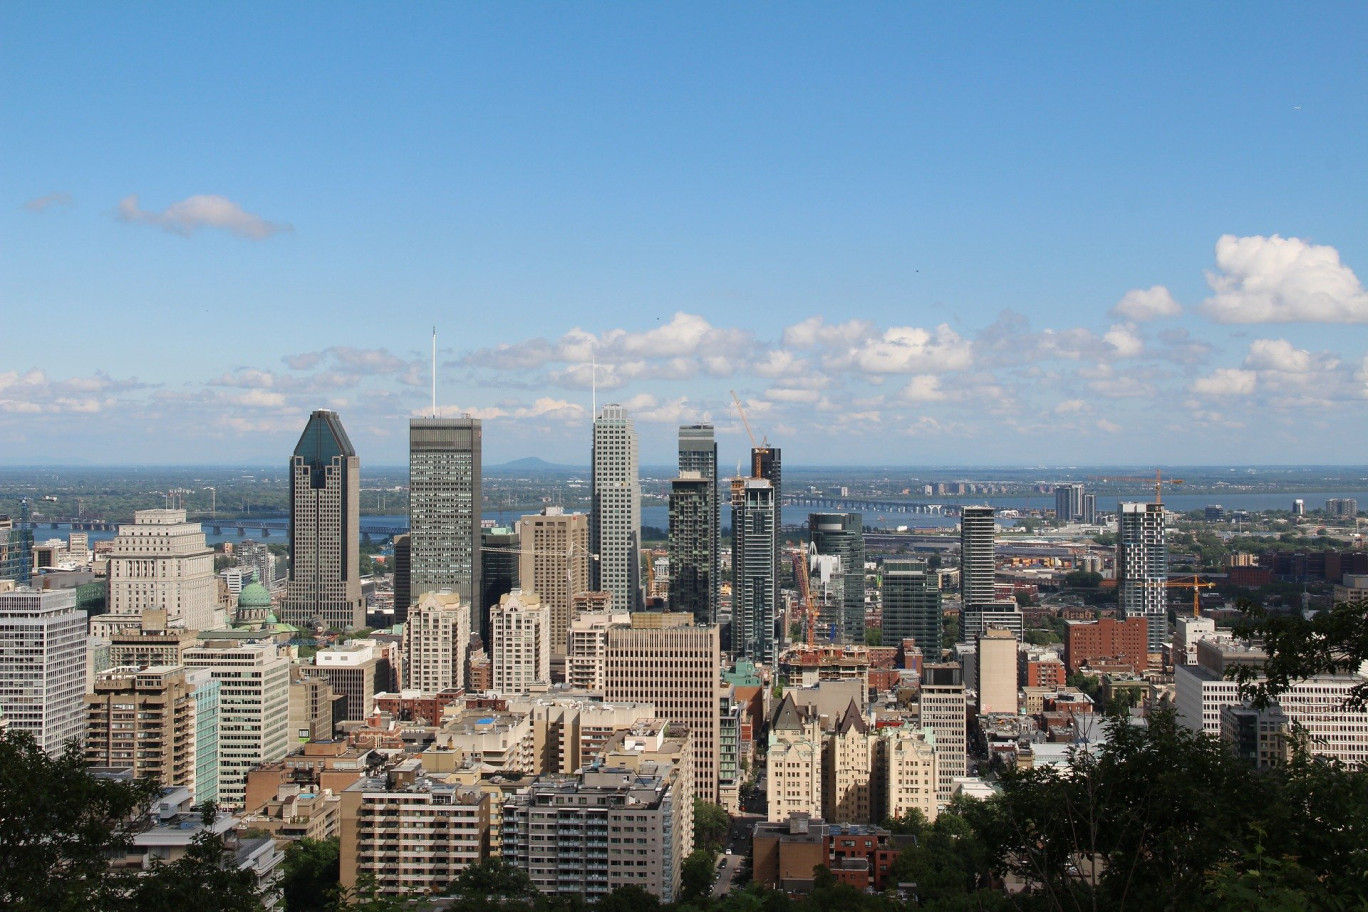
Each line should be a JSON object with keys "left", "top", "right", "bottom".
{"left": 1064, "top": 617, "right": 1148, "bottom": 673}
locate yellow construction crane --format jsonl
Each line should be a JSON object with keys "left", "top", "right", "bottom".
{"left": 730, "top": 390, "right": 760, "bottom": 451}
{"left": 792, "top": 543, "right": 821, "bottom": 648}
{"left": 1087, "top": 469, "right": 1184, "bottom": 506}
{"left": 1166, "top": 575, "right": 1215, "bottom": 617}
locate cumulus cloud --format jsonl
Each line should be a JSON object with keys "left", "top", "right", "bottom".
{"left": 899, "top": 375, "right": 946, "bottom": 402}
{"left": 1102, "top": 323, "right": 1145, "bottom": 358}
{"left": 0, "top": 368, "right": 143, "bottom": 415}
{"left": 782, "top": 316, "right": 874, "bottom": 349}
{"left": 1241, "top": 338, "right": 1325, "bottom": 374}
{"left": 825, "top": 324, "right": 973, "bottom": 374}
{"left": 1110, "top": 286, "right": 1181, "bottom": 321}
{"left": 23, "top": 192, "right": 73, "bottom": 213}
{"left": 1191, "top": 368, "right": 1258, "bottom": 397}
{"left": 116, "top": 194, "right": 291, "bottom": 239}
{"left": 1201, "top": 234, "right": 1368, "bottom": 323}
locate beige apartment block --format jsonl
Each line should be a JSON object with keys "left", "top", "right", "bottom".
{"left": 429, "top": 709, "right": 536, "bottom": 774}
{"left": 86, "top": 665, "right": 200, "bottom": 792}
{"left": 565, "top": 609, "right": 630, "bottom": 692}
{"left": 977, "top": 627, "right": 1019, "bottom": 715}
{"left": 403, "top": 589, "right": 470, "bottom": 693}
{"left": 882, "top": 725, "right": 939, "bottom": 823}
{"left": 822, "top": 700, "right": 875, "bottom": 825}
{"left": 519, "top": 509, "right": 590, "bottom": 659}
{"left": 107, "top": 609, "right": 200, "bottom": 668}
{"left": 340, "top": 760, "right": 490, "bottom": 895}
{"left": 490, "top": 589, "right": 550, "bottom": 694}
{"left": 521, "top": 694, "right": 656, "bottom": 775}
{"left": 102, "top": 509, "right": 217, "bottom": 634}
{"left": 604, "top": 613, "right": 721, "bottom": 801}
{"left": 767, "top": 694, "right": 823, "bottom": 823}
{"left": 289, "top": 672, "right": 338, "bottom": 743}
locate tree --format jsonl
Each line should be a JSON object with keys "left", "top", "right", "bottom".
{"left": 864, "top": 627, "right": 882, "bottom": 647}
{"left": 593, "top": 885, "right": 660, "bottom": 912}
{"left": 680, "top": 849, "right": 717, "bottom": 902}
{"left": 694, "top": 798, "right": 730, "bottom": 854}
{"left": 445, "top": 857, "right": 536, "bottom": 900}
{"left": 280, "top": 837, "right": 340, "bottom": 912}
{"left": 127, "top": 803, "right": 264, "bottom": 912}
{"left": 1232, "top": 599, "right": 1368, "bottom": 708}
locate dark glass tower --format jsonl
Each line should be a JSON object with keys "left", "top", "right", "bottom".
{"left": 881, "top": 559, "right": 942, "bottom": 658}
{"left": 480, "top": 526, "right": 520, "bottom": 640}
{"left": 809, "top": 512, "right": 866, "bottom": 642}
{"left": 676, "top": 425, "right": 718, "bottom": 622}
{"left": 281, "top": 410, "right": 364, "bottom": 630}
{"left": 408, "top": 418, "right": 482, "bottom": 632}
{"left": 669, "top": 473, "right": 711, "bottom": 624}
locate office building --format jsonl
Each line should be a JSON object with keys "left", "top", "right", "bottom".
{"left": 407, "top": 417, "right": 482, "bottom": 629}
{"left": 920, "top": 664, "right": 967, "bottom": 803}
{"left": 881, "top": 560, "right": 941, "bottom": 658}
{"left": 677, "top": 424, "right": 720, "bottom": 622}
{"left": 960, "top": 599, "right": 1023, "bottom": 644}
{"left": 604, "top": 614, "right": 721, "bottom": 801}
{"left": 809, "top": 513, "right": 866, "bottom": 642}
{"left": 309, "top": 641, "right": 386, "bottom": 721}
{"left": 489, "top": 590, "right": 550, "bottom": 694}
{"left": 1064, "top": 617, "right": 1149, "bottom": 673}
{"left": 732, "top": 478, "right": 777, "bottom": 663}
{"left": 0, "top": 505, "right": 34, "bottom": 584}
{"left": 340, "top": 761, "right": 491, "bottom": 896}
{"left": 0, "top": 587, "right": 87, "bottom": 754}
{"left": 565, "top": 609, "right": 630, "bottom": 692}
{"left": 1117, "top": 502, "right": 1168, "bottom": 651}
{"left": 480, "top": 526, "right": 519, "bottom": 638}
{"left": 959, "top": 506, "right": 996, "bottom": 609}
{"left": 184, "top": 642, "right": 290, "bottom": 809}
{"left": 86, "top": 665, "right": 219, "bottom": 803}
{"left": 519, "top": 509, "right": 590, "bottom": 661}
{"left": 591, "top": 404, "right": 642, "bottom": 613}
{"left": 669, "top": 471, "right": 712, "bottom": 623}
{"left": 1053, "top": 483, "right": 1084, "bottom": 522}
{"left": 977, "top": 628, "right": 1018, "bottom": 714}
{"left": 280, "top": 410, "right": 364, "bottom": 631}
{"left": 1172, "top": 615, "right": 1218, "bottom": 667}
{"left": 391, "top": 535, "right": 411, "bottom": 617}
{"left": 102, "top": 509, "right": 217, "bottom": 633}
{"left": 403, "top": 589, "right": 470, "bottom": 693}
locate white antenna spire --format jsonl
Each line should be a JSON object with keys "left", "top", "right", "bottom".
{"left": 431, "top": 327, "right": 437, "bottom": 419}
{"left": 591, "top": 355, "right": 597, "bottom": 418}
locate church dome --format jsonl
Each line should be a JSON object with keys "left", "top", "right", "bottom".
{"left": 238, "top": 582, "right": 273, "bottom": 610}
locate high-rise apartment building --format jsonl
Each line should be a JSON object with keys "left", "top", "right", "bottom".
{"left": 1326, "top": 498, "right": 1359, "bottom": 518}
{"left": 677, "top": 425, "right": 719, "bottom": 621}
{"left": 183, "top": 642, "right": 290, "bottom": 809}
{"left": 959, "top": 506, "right": 996, "bottom": 609}
{"left": 0, "top": 587, "right": 87, "bottom": 754}
{"left": 403, "top": 590, "right": 470, "bottom": 693}
{"left": 920, "top": 663, "right": 967, "bottom": 803}
{"left": 392, "top": 535, "right": 411, "bottom": 616}
{"left": 480, "top": 526, "right": 519, "bottom": 638}
{"left": 977, "top": 628, "right": 1018, "bottom": 715}
{"left": 604, "top": 614, "right": 720, "bottom": 802}
{"left": 732, "top": 478, "right": 777, "bottom": 663}
{"left": 102, "top": 509, "right": 217, "bottom": 634}
{"left": 809, "top": 513, "right": 866, "bottom": 642}
{"left": 565, "top": 609, "right": 629, "bottom": 692}
{"left": 960, "top": 599, "right": 1023, "bottom": 644}
{"left": 669, "top": 472, "right": 712, "bottom": 624}
{"left": 489, "top": 590, "right": 550, "bottom": 694}
{"left": 591, "top": 405, "right": 641, "bottom": 613}
{"left": 752, "top": 446, "right": 782, "bottom": 568}
{"left": 1117, "top": 502, "right": 1168, "bottom": 651}
{"left": 280, "top": 410, "right": 364, "bottom": 631}
{"left": 881, "top": 560, "right": 941, "bottom": 658}
{"left": 1081, "top": 493, "right": 1097, "bottom": 524}
{"left": 86, "top": 665, "right": 219, "bottom": 802}
{"left": 881, "top": 725, "right": 939, "bottom": 824}
{"left": 519, "top": 509, "right": 590, "bottom": 660}
{"left": 408, "top": 417, "right": 482, "bottom": 629}
{"left": 766, "top": 694, "right": 823, "bottom": 823}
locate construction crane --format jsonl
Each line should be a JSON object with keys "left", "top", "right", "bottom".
{"left": 730, "top": 389, "right": 767, "bottom": 451}
{"left": 792, "top": 543, "right": 820, "bottom": 648}
{"left": 1087, "top": 469, "right": 1184, "bottom": 506}
{"left": 1166, "top": 575, "right": 1215, "bottom": 617}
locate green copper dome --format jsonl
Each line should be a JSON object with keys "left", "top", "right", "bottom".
{"left": 238, "top": 582, "right": 273, "bottom": 610}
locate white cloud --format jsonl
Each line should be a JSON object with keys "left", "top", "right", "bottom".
{"left": 1110, "top": 286, "right": 1181, "bottom": 321}
{"left": 782, "top": 316, "right": 874, "bottom": 349}
{"left": 826, "top": 324, "right": 973, "bottom": 374}
{"left": 764, "top": 387, "right": 821, "bottom": 404}
{"left": 1102, "top": 323, "right": 1145, "bottom": 358}
{"left": 1191, "top": 368, "right": 1258, "bottom": 397}
{"left": 1201, "top": 234, "right": 1368, "bottom": 323}
{"left": 899, "top": 375, "right": 946, "bottom": 402}
{"left": 1241, "top": 338, "right": 1319, "bottom": 373}
{"left": 1055, "top": 399, "right": 1088, "bottom": 413}
{"left": 116, "top": 194, "right": 291, "bottom": 239}
{"left": 22, "top": 192, "right": 73, "bottom": 213}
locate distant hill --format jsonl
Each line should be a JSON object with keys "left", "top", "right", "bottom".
{"left": 486, "top": 456, "right": 587, "bottom": 474}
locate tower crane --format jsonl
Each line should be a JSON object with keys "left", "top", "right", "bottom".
{"left": 792, "top": 543, "right": 821, "bottom": 648}
{"left": 1087, "top": 469, "right": 1185, "bottom": 506}
{"left": 1166, "top": 575, "right": 1215, "bottom": 618}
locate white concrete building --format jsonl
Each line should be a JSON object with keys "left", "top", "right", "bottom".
{"left": 403, "top": 590, "right": 470, "bottom": 693}
{"left": 489, "top": 589, "right": 550, "bottom": 694}
{"left": 102, "top": 509, "right": 217, "bottom": 634}
{"left": 0, "top": 587, "right": 87, "bottom": 754}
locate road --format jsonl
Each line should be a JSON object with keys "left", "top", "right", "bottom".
{"left": 712, "top": 852, "right": 744, "bottom": 898}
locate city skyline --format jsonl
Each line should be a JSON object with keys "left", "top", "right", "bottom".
{"left": 4, "top": 6, "right": 1368, "bottom": 466}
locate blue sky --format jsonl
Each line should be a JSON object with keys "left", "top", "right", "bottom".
{"left": 3, "top": 3, "right": 1367, "bottom": 467}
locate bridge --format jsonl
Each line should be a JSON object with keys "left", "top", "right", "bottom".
{"left": 783, "top": 496, "right": 951, "bottom": 516}
{"left": 40, "top": 517, "right": 409, "bottom": 539}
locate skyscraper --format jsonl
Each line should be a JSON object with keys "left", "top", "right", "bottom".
{"left": 752, "top": 446, "right": 782, "bottom": 559}
{"left": 490, "top": 589, "right": 550, "bottom": 694}
{"left": 677, "top": 425, "right": 719, "bottom": 620}
{"left": 407, "top": 417, "right": 482, "bottom": 630}
{"left": 0, "top": 587, "right": 86, "bottom": 755}
{"left": 809, "top": 512, "right": 866, "bottom": 642}
{"left": 480, "top": 526, "right": 520, "bottom": 639}
{"left": 280, "top": 410, "right": 365, "bottom": 630}
{"left": 591, "top": 405, "right": 641, "bottom": 613}
{"left": 102, "top": 509, "right": 217, "bottom": 634}
{"left": 1054, "top": 483, "right": 1084, "bottom": 522}
{"left": 519, "top": 509, "right": 590, "bottom": 661}
{"left": 669, "top": 472, "right": 711, "bottom": 624}
{"left": 959, "top": 506, "right": 996, "bottom": 610}
{"left": 881, "top": 559, "right": 941, "bottom": 658}
{"left": 1118, "top": 501, "right": 1168, "bottom": 652}
{"left": 732, "top": 478, "right": 777, "bottom": 663}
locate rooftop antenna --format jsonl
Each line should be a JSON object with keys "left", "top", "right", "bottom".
{"left": 591, "top": 355, "right": 598, "bottom": 418}
{"left": 431, "top": 327, "right": 437, "bottom": 419}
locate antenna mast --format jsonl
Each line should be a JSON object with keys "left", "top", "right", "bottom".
{"left": 431, "top": 327, "right": 437, "bottom": 418}
{"left": 591, "top": 356, "right": 598, "bottom": 418}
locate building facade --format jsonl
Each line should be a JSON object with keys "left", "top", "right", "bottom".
{"left": 669, "top": 472, "right": 713, "bottom": 624}
{"left": 103, "top": 509, "right": 217, "bottom": 633}
{"left": 408, "top": 417, "right": 482, "bottom": 629}
{"left": 280, "top": 410, "right": 364, "bottom": 631}
{"left": 677, "top": 425, "right": 720, "bottom": 623}
{"left": 591, "top": 404, "right": 642, "bottom": 614}
{"left": 0, "top": 587, "right": 87, "bottom": 754}
{"left": 959, "top": 506, "right": 996, "bottom": 609}
{"left": 403, "top": 590, "right": 470, "bottom": 693}
{"left": 490, "top": 590, "right": 551, "bottom": 694}
{"left": 732, "top": 478, "right": 777, "bottom": 663}
{"left": 519, "top": 509, "right": 590, "bottom": 661}
{"left": 881, "top": 560, "right": 941, "bottom": 659}
{"left": 1117, "top": 502, "right": 1168, "bottom": 651}
{"left": 809, "top": 513, "right": 866, "bottom": 643}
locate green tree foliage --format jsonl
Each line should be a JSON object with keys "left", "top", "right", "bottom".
{"left": 694, "top": 799, "right": 730, "bottom": 854}
{"left": 1062, "top": 570, "right": 1101, "bottom": 589}
{"left": 281, "top": 837, "right": 340, "bottom": 912}
{"left": 0, "top": 729, "right": 261, "bottom": 912}
{"left": 865, "top": 627, "right": 883, "bottom": 647}
{"left": 681, "top": 848, "right": 718, "bottom": 902}
{"left": 1233, "top": 599, "right": 1368, "bottom": 709}
{"left": 446, "top": 857, "right": 537, "bottom": 900}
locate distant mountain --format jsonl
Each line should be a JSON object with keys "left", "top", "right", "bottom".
{"left": 486, "top": 456, "right": 587, "bottom": 473}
